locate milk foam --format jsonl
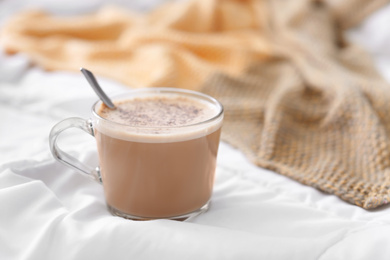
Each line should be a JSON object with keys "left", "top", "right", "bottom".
{"left": 94, "top": 94, "right": 223, "bottom": 143}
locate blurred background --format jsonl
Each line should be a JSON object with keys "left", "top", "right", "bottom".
{"left": 2, "top": 1, "right": 390, "bottom": 259}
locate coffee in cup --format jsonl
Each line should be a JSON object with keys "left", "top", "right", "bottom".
{"left": 49, "top": 88, "right": 224, "bottom": 220}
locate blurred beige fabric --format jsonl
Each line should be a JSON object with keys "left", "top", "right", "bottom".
{"left": 1, "top": 0, "right": 273, "bottom": 90}
{"left": 2, "top": 0, "right": 390, "bottom": 209}
{"left": 2, "top": 0, "right": 385, "bottom": 90}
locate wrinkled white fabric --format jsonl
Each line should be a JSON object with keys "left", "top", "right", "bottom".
{"left": 1, "top": 1, "right": 390, "bottom": 259}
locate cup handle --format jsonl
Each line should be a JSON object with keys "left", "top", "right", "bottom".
{"left": 49, "top": 117, "right": 102, "bottom": 183}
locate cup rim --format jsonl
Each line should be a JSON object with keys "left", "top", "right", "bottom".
{"left": 91, "top": 87, "right": 224, "bottom": 129}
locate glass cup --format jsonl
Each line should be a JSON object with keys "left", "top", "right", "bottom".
{"left": 49, "top": 88, "right": 224, "bottom": 220}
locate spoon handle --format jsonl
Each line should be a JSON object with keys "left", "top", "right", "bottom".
{"left": 80, "top": 68, "right": 115, "bottom": 109}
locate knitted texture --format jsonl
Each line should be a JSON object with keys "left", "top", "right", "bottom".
{"left": 2, "top": 0, "right": 390, "bottom": 208}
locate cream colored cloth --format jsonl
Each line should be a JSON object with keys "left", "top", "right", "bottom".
{"left": 1, "top": 0, "right": 273, "bottom": 90}
{"left": 2, "top": 0, "right": 390, "bottom": 209}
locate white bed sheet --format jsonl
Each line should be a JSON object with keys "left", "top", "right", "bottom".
{"left": 1, "top": 1, "right": 390, "bottom": 259}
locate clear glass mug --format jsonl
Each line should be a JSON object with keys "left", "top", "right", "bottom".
{"left": 49, "top": 88, "right": 224, "bottom": 220}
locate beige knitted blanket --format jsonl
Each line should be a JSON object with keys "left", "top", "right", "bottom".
{"left": 2, "top": 0, "right": 390, "bottom": 209}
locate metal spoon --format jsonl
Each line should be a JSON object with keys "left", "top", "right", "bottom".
{"left": 80, "top": 67, "right": 116, "bottom": 109}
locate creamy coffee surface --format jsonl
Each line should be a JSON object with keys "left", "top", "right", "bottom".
{"left": 94, "top": 93, "right": 223, "bottom": 143}
{"left": 98, "top": 95, "right": 218, "bottom": 127}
